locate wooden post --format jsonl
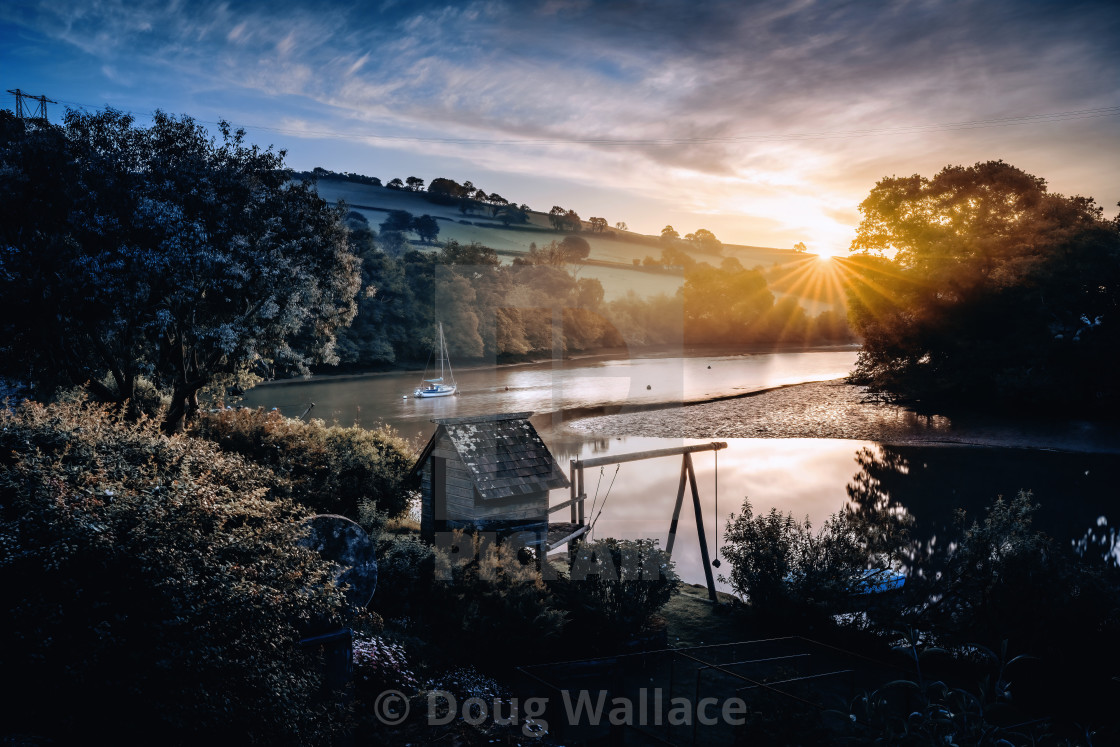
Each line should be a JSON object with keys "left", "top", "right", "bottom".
{"left": 685, "top": 453, "right": 718, "bottom": 602}
{"left": 576, "top": 467, "right": 585, "bottom": 526}
{"left": 569, "top": 460, "right": 577, "bottom": 523}
{"left": 665, "top": 456, "right": 689, "bottom": 556}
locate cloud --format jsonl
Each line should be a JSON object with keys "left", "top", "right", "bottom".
{"left": 5, "top": 0, "right": 1119, "bottom": 247}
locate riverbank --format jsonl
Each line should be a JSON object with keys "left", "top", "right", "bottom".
{"left": 255, "top": 342, "right": 860, "bottom": 388}
{"left": 567, "top": 379, "right": 1120, "bottom": 454}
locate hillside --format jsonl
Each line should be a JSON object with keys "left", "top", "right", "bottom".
{"left": 310, "top": 178, "right": 826, "bottom": 306}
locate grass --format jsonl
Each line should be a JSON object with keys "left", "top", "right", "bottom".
{"left": 660, "top": 583, "right": 744, "bottom": 649}
{"left": 311, "top": 178, "right": 819, "bottom": 304}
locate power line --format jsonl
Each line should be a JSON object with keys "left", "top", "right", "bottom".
{"left": 7, "top": 89, "right": 57, "bottom": 120}
{"left": 48, "top": 95, "right": 1120, "bottom": 147}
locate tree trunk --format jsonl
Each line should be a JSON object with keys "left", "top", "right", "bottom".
{"left": 163, "top": 379, "right": 207, "bottom": 435}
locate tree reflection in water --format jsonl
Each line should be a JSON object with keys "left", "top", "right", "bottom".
{"left": 842, "top": 442, "right": 1120, "bottom": 575}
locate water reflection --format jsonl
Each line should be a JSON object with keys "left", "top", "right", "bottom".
{"left": 240, "top": 347, "right": 858, "bottom": 439}
{"left": 545, "top": 438, "right": 1120, "bottom": 589}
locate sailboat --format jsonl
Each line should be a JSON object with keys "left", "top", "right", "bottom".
{"left": 413, "top": 322, "right": 458, "bottom": 398}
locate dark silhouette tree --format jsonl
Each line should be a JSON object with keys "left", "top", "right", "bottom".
{"left": 380, "top": 209, "right": 414, "bottom": 233}
{"left": 848, "top": 160, "right": 1120, "bottom": 412}
{"left": 411, "top": 214, "right": 440, "bottom": 242}
{"left": 0, "top": 109, "right": 360, "bottom": 432}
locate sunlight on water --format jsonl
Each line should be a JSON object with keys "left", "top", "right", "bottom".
{"left": 241, "top": 347, "right": 859, "bottom": 437}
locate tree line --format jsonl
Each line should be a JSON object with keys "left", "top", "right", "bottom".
{"left": 335, "top": 217, "right": 852, "bottom": 369}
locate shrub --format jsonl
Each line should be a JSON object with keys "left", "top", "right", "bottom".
{"left": 924, "top": 492, "right": 1120, "bottom": 654}
{"left": 719, "top": 499, "right": 894, "bottom": 613}
{"left": 352, "top": 634, "right": 418, "bottom": 693}
{"left": 430, "top": 531, "right": 566, "bottom": 664}
{"left": 562, "top": 537, "right": 680, "bottom": 635}
{"left": 191, "top": 407, "right": 414, "bottom": 519}
{"left": 373, "top": 532, "right": 436, "bottom": 619}
{"left": 0, "top": 400, "right": 355, "bottom": 744}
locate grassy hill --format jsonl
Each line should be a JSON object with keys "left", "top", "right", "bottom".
{"left": 312, "top": 177, "right": 829, "bottom": 306}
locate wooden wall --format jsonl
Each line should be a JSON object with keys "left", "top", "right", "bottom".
{"left": 421, "top": 429, "right": 549, "bottom": 544}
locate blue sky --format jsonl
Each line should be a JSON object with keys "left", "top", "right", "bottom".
{"left": 3, "top": 0, "right": 1119, "bottom": 251}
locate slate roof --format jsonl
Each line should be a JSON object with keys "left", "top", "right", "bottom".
{"left": 418, "top": 412, "right": 570, "bottom": 500}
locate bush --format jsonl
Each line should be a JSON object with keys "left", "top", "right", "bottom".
{"left": 191, "top": 407, "right": 414, "bottom": 519}
{"left": 924, "top": 492, "right": 1120, "bottom": 654}
{"left": 352, "top": 634, "right": 418, "bottom": 693}
{"left": 719, "top": 499, "right": 894, "bottom": 613}
{"left": 0, "top": 400, "right": 355, "bottom": 744}
{"left": 430, "top": 531, "right": 566, "bottom": 665}
{"left": 373, "top": 532, "right": 436, "bottom": 619}
{"left": 561, "top": 538, "right": 680, "bottom": 635}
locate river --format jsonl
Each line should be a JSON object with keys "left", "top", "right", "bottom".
{"left": 242, "top": 347, "right": 1120, "bottom": 591}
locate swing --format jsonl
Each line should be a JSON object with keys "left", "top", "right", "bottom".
{"left": 711, "top": 448, "right": 721, "bottom": 568}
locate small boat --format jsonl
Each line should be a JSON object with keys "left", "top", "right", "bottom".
{"left": 414, "top": 322, "right": 457, "bottom": 398}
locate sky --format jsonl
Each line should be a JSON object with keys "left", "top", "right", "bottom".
{"left": 3, "top": 0, "right": 1119, "bottom": 254}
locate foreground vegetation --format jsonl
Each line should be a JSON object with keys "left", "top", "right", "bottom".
{"left": 716, "top": 491, "right": 1120, "bottom": 744}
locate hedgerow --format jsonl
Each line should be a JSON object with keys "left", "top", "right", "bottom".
{"left": 190, "top": 407, "right": 414, "bottom": 519}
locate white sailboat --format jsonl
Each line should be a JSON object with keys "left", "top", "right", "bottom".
{"left": 413, "top": 322, "right": 458, "bottom": 398}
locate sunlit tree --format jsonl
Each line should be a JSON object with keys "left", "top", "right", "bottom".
{"left": 847, "top": 160, "right": 1120, "bottom": 411}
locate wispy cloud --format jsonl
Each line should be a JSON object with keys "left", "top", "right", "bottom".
{"left": 4, "top": 0, "right": 1118, "bottom": 249}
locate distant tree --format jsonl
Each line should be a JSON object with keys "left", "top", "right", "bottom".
{"left": 380, "top": 209, "right": 414, "bottom": 233}
{"left": 427, "top": 177, "right": 468, "bottom": 204}
{"left": 412, "top": 214, "right": 440, "bottom": 243}
{"left": 497, "top": 204, "right": 529, "bottom": 226}
{"left": 0, "top": 109, "right": 360, "bottom": 433}
{"left": 685, "top": 228, "right": 722, "bottom": 254}
{"left": 616, "top": 221, "right": 628, "bottom": 231}
{"left": 559, "top": 235, "right": 591, "bottom": 263}
{"left": 548, "top": 205, "right": 567, "bottom": 230}
{"left": 386, "top": 177, "right": 404, "bottom": 190}
{"left": 405, "top": 176, "right": 425, "bottom": 191}
{"left": 847, "top": 160, "right": 1120, "bottom": 411}
{"left": 344, "top": 210, "right": 370, "bottom": 231}
{"left": 793, "top": 241, "right": 808, "bottom": 252}
{"left": 564, "top": 209, "right": 582, "bottom": 232}
{"left": 486, "top": 193, "right": 509, "bottom": 216}
{"left": 588, "top": 217, "right": 608, "bottom": 233}
{"left": 377, "top": 231, "right": 409, "bottom": 257}
{"left": 660, "top": 225, "right": 680, "bottom": 242}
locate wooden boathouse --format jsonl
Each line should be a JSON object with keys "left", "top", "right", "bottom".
{"left": 412, "top": 412, "right": 570, "bottom": 544}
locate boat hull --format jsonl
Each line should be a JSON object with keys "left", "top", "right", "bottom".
{"left": 414, "top": 385, "right": 457, "bottom": 398}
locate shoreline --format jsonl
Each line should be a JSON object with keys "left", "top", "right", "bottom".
{"left": 565, "top": 379, "right": 1120, "bottom": 455}
{"left": 253, "top": 342, "right": 860, "bottom": 388}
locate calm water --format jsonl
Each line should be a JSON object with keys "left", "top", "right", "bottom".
{"left": 242, "top": 348, "right": 1120, "bottom": 588}
{"left": 241, "top": 346, "right": 859, "bottom": 439}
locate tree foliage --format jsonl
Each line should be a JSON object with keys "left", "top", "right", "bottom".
{"left": 0, "top": 109, "right": 360, "bottom": 432}
{"left": 0, "top": 400, "right": 356, "bottom": 743}
{"left": 847, "top": 160, "right": 1120, "bottom": 411}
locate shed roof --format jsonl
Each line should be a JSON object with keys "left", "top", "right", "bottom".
{"left": 414, "top": 412, "right": 570, "bottom": 500}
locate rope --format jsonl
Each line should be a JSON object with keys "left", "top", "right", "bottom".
{"left": 586, "top": 466, "right": 605, "bottom": 528}
{"left": 714, "top": 449, "right": 719, "bottom": 551}
{"left": 589, "top": 464, "right": 621, "bottom": 538}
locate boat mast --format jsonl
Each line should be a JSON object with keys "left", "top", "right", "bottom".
{"left": 438, "top": 323, "right": 445, "bottom": 381}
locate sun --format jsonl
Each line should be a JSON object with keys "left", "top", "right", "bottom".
{"left": 813, "top": 246, "right": 846, "bottom": 261}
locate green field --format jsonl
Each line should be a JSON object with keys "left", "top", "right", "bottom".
{"left": 313, "top": 178, "right": 823, "bottom": 305}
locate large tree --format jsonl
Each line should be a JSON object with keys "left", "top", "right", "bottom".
{"left": 847, "top": 160, "right": 1120, "bottom": 411}
{"left": 0, "top": 109, "right": 360, "bottom": 432}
